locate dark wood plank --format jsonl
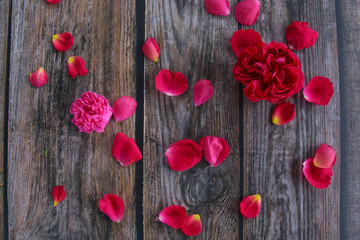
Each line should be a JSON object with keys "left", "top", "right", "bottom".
{"left": 143, "top": 0, "right": 240, "bottom": 239}
{"left": 242, "top": 0, "right": 341, "bottom": 239}
{"left": 8, "top": 1, "right": 137, "bottom": 239}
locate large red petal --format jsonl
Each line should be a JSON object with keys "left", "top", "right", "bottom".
{"left": 314, "top": 144, "right": 336, "bottom": 168}
{"left": 142, "top": 38, "right": 160, "bottom": 62}
{"left": 165, "top": 139, "right": 202, "bottom": 171}
{"left": 68, "top": 56, "right": 88, "bottom": 79}
{"left": 159, "top": 205, "right": 187, "bottom": 229}
{"left": 303, "top": 76, "right": 334, "bottom": 106}
{"left": 204, "top": 0, "right": 231, "bottom": 16}
{"left": 112, "top": 96, "right": 137, "bottom": 122}
{"left": 99, "top": 194, "right": 124, "bottom": 223}
{"left": 199, "top": 136, "right": 230, "bottom": 167}
{"left": 181, "top": 214, "right": 202, "bottom": 236}
{"left": 112, "top": 132, "right": 143, "bottom": 166}
{"left": 303, "top": 158, "right": 333, "bottom": 189}
{"left": 271, "top": 102, "right": 296, "bottom": 126}
{"left": 234, "top": 0, "right": 261, "bottom": 26}
{"left": 52, "top": 32, "right": 74, "bottom": 52}
{"left": 286, "top": 21, "right": 318, "bottom": 50}
{"left": 47, "top": 0, "right": 62, "bottom": 4}
{"left": 30, "top": 67, "right": 48, "bottom": 87}
{"left": 240, "top": 194, "right": 261, "bottom": 218}
{"left": 52, "top": 185, "right": 66, "bottom": 206}
{"left": 230, "top": 29, "right": 263, "bottom": 57}
{"left": 193, "top": 79, "right": 214, "bottom": 106}
{"left": 155, "top": 70, "right": 188, "bottom": 96}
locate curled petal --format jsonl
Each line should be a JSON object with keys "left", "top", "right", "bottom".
{"left": 314, "top": 144, "right": 336, "bottom": 168}
{"left": 272, "top": 102, "right": 296, "bottom": 126}
{"left": 181, "top": 214, "right": 202, "bottom": 236}
{"left": 142, "top": 38, "right": 160, "bottom": 62}
{"left": 112, "top": 132, "right": 143, "bottom": 166}
{"left": 99, "top": 194, "right": 124, "bottom": 223}
{"left": 159, "top": 205, "right": 187, "bottom": 229}
{"left": 155, "top": 70, "right": 188, "bottom": 96}
{"left": 52, "top": 185, "right": 66, "bottom": 206}
{"left": 68, "top": 56, "right": 88, "bottom": 79}
{"left": 230, "top": 29, "right": 263, "bottom": 57}
{"left": 303, "top": 76, "right": 334, "bottom": 106}
{"left": 30, "top": 67, "right": 48, "bottom": 87}
{"left": 165, "top": 139, "right": 202, "bottom": 171}
{"left": 240, "top": 194, "right": 261, "bottom": 218}
{"left": 303, "top": 158, "right": 333, "bottom": 189}
{"left": 52, "top": 32, "right": 73, "bottom": 52}
{"left": 113, "top": 96, "right": 137, "bottom": 122}
{"left": 235, "top": 0, "right": 261, "bottom": 26}
{"left": 286, "top": 21, "right": 318, "bottom": 50}
{"left": 47, "top": 0, "right": 62, "bottom": 4}
{"left": 193, "top": 79, "right": 214, "bottom": 106}
{"left": 199, "top": 136, "right": 230, "bottom": 167}
{"left": 204, "top": 0, "right": 231, "bottom": 16}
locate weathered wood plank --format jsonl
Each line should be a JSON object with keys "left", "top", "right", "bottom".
{"left": 8, "top": 1, "right": 137, "bottom": 239}
{"left": 242, "top": 0, "right": 341, "bottom": 239}
{"left": 143, "top": 0, "right": 240, "bottom": 239}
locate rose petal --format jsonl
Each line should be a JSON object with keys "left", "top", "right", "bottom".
{"left": 314, "top": 144, "right": 336, "bottom": 168}
{"left": 52, "top": 32, "right": 74, "bottom": 52}
{"left": 199, "top": 136, "right": 230, "bottom": 167}
{"left": 112, "top": 132, "right": 143, "bottom": 166}
{"left": 47, "top": 0, "right": 62, "bottom": 4}
{"left": 52, "top": 185, "right": 66, "bottom": 206}
{"left": 99, "top": 194, "right": 124, "bottom": 223}
{"left": 159, "top": 205, "right": 187, "bottom": 229}
{"left": 165, "top": 139, "right": 202, "bottom": 171}
{"left": 155, "top": 70, "right": 188, "bottom": 96}
{"left": 193, "top": 79, "right": 214, "bottom": 106}
{"left": 303, "top": 76, "right": 334, "bottom": 106}
{"left": 30, "top": 67, "right": 48, "bottom": 88}
{"left": 239, "top": 194, "right": 261, "bottom": 218}
{"left": 68, "top": 56, "right": 88, "bottom": 79}
{"left": 303, "top": 158, "right": 333, "bottom": 189}
{"left": 181, "top": 214, "right": 202, "bottom": 236}
{"left": 272, "top": 102, "right": 296, "bottom": 126}
{"left": 204, "top": 0, "right": 231, "bottom": 16}
{"left": 286, "top": 21, "right": 318, "bottom": 50}
{"left": 112, "top": 96, "right": 137, "bottom": 122}
{"left": 235, "top": 0, "right": 261, "bottom": 26}
{"left": 230, "top": 29, "right": 263, "bottom": 57}
{"left": 142, "top": 38, "right": 160, "bottom": 62}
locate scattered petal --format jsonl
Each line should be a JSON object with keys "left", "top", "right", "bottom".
{"left": 47, "top": 0, "right": 62, "bottom": 4}
{"left": 235, "top": 0, "right": 261, "bottom": 26}
{"left": 68, "top": 56, "right": 88, "bottom": 79}
{"left": 142, "top": 38, "right": 160, "bottom": 62}
{"left": 155, "top": 70, "right": 188, "bottom": 96}
{"left": 181, "top": 214, "right": 202, "bottom": 236}
{"left": 199, "top": 136, "right": 230, "bottom": 167}
{"left": 240, "top": 194, "right": 261, "bottom": 218}
{"left": 30, "top": 67, "right": 48, "bottom": 87}
{"left": 303, "top": 158, "right": 333, "bottom": 189}
{"left": 52, "top": 185, "right": 66, "bottom": 206}
{"left": 303, "top": 76, "right": 334, "bottom": 106}
{"left": 165, "top": 139, "right": 202, "bottom": 171}
{"left": 52, "top": 32, "right": 74, "bottom": 52}
{"left": 271, "top": 102, "right": 296, "bottom": 126}
{"left": 314, "top": 144, "right": 336, "bottom": 168}
{"left": 112, "top": 132, "right": 142, "bottom": 166}
{"left": 204, "top": 0, "right": 231, "bottom": 16}
{"left": 112, "top": 96, "right": 137, "bottom": 122}
{"left": 286, "top": 21, "right": 318, "bottom": 50}
{"left": 159, "top": 205, "right": 187, "bottom": 229}
{"left": 230, "top": 29, "right": 263, "bottom": 57}
{"left": 193, "top": 79, "right": 214, "bottom": 106}
{"left": 99, "top": 194, "right": 124, "bottom": 223}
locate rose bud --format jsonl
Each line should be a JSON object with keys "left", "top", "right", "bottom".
{"left": 165, "top": 139, "right": 202, "bottom": 171}
{"left": 112, "top": 132, "right": 143, "bottom": 166}
{"left": 235, "top": 0, "right": 261, "bottom": 26}
{"left": 286, "top": 21, "right": 318, "bottom": 50}
{"left": 199, "top": 136, "right": 230, "bottom": 167}
{"left": 30, "top": 67, "right": 48, "bottom": 88}
{"left": 159, "top": 205, "right": 187, "bottom": 229}
{"left": 303, "top": 76, "right": 334, "bottom": 106}
{"left": 155, "top": 69, "right": 188, "bottom": 96}
{"left": 52, "top": 185, "right": 66, "bottom": 206}
{"left": 240, "top": 194, "right": 261, "bottom": 218}
{"left": 52, "top": 32, "right": 74, "bottom": 52}
{"left": 142, "top": 38, "right": 160, "bottom": 62}
{"left": 193, "top": 79, "right": 214, "bottom": 106}
{"left": 303, "top": 158, "right": 333, "bottom": 189}
{"left": 67, "top": 56, "right": 88, "bottom": 79}
{"left": 99, "top": 194, "right": 124, "bottom": 223}
{"left": 181, "top": 214, "right": 202, "bottom": 236}
{"left": 204, "top": 0, "right": 231, "bottom": 16}
{"left": 112, "top": 96, "right": 137, "bottom": 122}
{"left": 271, "top": 102, "right": 296, "bottom": 126}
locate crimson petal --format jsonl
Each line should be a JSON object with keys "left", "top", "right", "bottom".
{"left": 142, "top": 38, "right": 160, "bottom": 62}
{"left": 314, "top": 144, "right": 336, "bottom": 168}
{"left": 112, "top": 96, "right": 137, "bottom": 122}
{"left": 68, "top": 56, "right": 88, "bottom": 79}
{"left": 159, "top": 205, "right": 187, "bottom": 229}
{"left": 52, "top": 32, "right": 73, "bottom": 52}
{"left": 240, "top": 194, "right": 261, "bottom": 218}
{"left": 155, "top": 70, "right": 188, "bottom": 96}
{"left": 199, "top": 136, "right": 230, "bottom": 167}
{"left": 181, "top": 214, "right": 202, "bottom": 236}
{"left": 52, "top": 185, "right": 66, "bottom": 206}
{"left": 112, "top": 132, "right": 142, "bottom": 166}
{"left": 99, "top": 194, "right": 124, "bottom": 223}
{"left": 165, "top": 139, "right": 202, "bottom": 171}
{"left": 230, "top": 29, "right": 263, "bottom": 57}
{"left": 286, "top": 21, "right": 318, "bottom": 50}
{"left": 303, "top": 158, "right": 333, "bottom": 189}
{"left": 272, "top": 102, "right": 296, "bottom": 125}
{"left": 30, "top": 67, "right": 48, "bottom": 87}
{"left": 47, "top": 0, "right": 62, "bottom": 4}
{"left": 204, "top": 0, "right": 231, "bottom": 16}
{"left": 303, "top": 76, "right": 334, "bottom": 106}
{"left": 235, "top": 0, "right": 261, "bottom": 26}
{"left": 193, "top": 79, "right": 214, "bottom": 106}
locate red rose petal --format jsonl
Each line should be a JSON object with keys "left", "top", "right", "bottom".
{"left": 271, "top": 102, "right": 296, "bottom": 126}
{"left": 47, "top": 0, "right": 62, "bottom": 4}
{"left": 52, "top": 32, "right": 74, "bottom": 52}
{"left": 286, "top": 21, "right": 318, "bottom": 50}
{"left": 52, "top": 185, "right": 66, "bottom": 206}
{"left": 112, "top": 132, "right": 143, "bottom": 166}
{"left": 239, "top": 194, "right": 261, "bottom": 218}
{"left": 142, "top": 38, "right": 160, "bottom": 62}
{"left": 303, "top": 76, "right": 334, "bottom": 106}
{"left": 230, "top": 29, "right": 263, "bottom": 57}
{"left": 113, "top": 96, "right": 137, "bottom": 122}
{"left": 181, "top": 214, "right": 202, "bottom": 236}
{"left": 303, "top": 158, "right": 333, "bottom": 189}
{"left": 234, "top": 0, "right": 261, "bottom": 26}
{"left": 314, "top": 144, "right": 336, "bottom": 168}
{"left": 199, "top": 136, "right": 230, "bottom": 167}
{"left": 165, "top": 139, "right": 202, "bottom": 171}
{"left": 159, "top": 205, "right": 187, "bottom": 229}
{"left": 99, "top": 194, "right": 124, "bottom": 223}
{"left": 155, "top": 70, "right": 188, "bottom": 96}
{"left": 68, "top": 56, "right": 88, "bottom": 79}
{"left": 30, "top": 67, "right": 48, "bottom": 87}
{"left": 204, "top": 0, "right": 231, "bottom": 16}
{"left": 193, "top": 79, "right": 214, "bottom": 106}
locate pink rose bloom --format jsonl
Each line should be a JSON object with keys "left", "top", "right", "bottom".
{"left": 70, "top": 91, "right": 112, "bottom": 133}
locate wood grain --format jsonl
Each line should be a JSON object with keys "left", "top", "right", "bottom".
{"left": 242, "top": 0, "right": 341, "bottom": 239}
{"left": 143, "top": 0, "right": 241, "bottom": 239}
{"left": 8, "top": 0, "right": 137, "bottom": 239}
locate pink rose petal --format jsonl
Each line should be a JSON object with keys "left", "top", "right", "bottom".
{"left": 193, "top": 79, "right": 214, "bottom": 106}
{"left": 155, "top": 70, "right": 188, "bottom": 96}
{"left": 230, "top": 29, "right": 263, "bottom": 57}
{"left": 235, "top": 0, "right": 261, "bottom": 26}
{"left": 303, "top": 76, "right": 334, "bottom": 106}
{"left": 204, "top": 0, "right": 231, "bottom": 16}
{"left": 99, "top": 194, "right": 124, "bottom": 223}
{"left": 113, "top": 96, "right": 137, "bottom": 122}
{"left": 112, "top": 132, "right": 143, "bottom": 166}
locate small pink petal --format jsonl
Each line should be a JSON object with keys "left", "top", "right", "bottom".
{"left": 159, "top": 205, "right": 188, "bottom": 229}
{"left": 204, "top": 0, "right": 231, "bottom": 16}
{"left": 199, "top": 136, "right": 230, "bottom": 167}
{"left": 99, "top": 194, "right": 124, "bottom": 223}
{"left": 235, "top": 0, "right": 261, "bottom": 26}
{"left": 230, "top": 29, "right": 263, "bottom": 57}
{"left": 286, "top": 21, "right": 318, "bottom": 50}
{"left": 271, "top": 102, "right": 296, "bottom": 126}
{"left": 303, "top": 158, "right": 333, "bottom": 189}
{"left": 155, "top": 70, "right": 188, "bottom": 96}
{"left": 181, "top": 214, "right": 202, "bottom": 236}
{"left": 112, "top": 132, "right": 143, "bottom": 166}
{"left": 193, "top": 79, "right": 214, "bottom": 106}
{"left": 142, "top": 38, "right": 160, "bottom": 62}
{"left": 52, "top": 185, "right": 66, "bottom": 206}
{"left": 47, "top": 0, "right": 62, "bottom": 4}
{"left": 68, "top": 56, "right": 88, "bottom": 79}
{"left": 303, "top": 76, "right": 334, "bottom": 106}
{"left": 52, "top": 32, "right": 74, "bottom": 52}
{"left": 165, "top": 139, "right": 202, "bottom": 171}
{"left": 30, "top": 67, "right": 48, "bottom": 87}
{"left": 112, "top": 96, "right": 137, "bottom": 122}
{"left": 314, "top": 144, "right": 336, "bottom": 168}
{"left": 240, "top": 194, "right": 261, "bottom": 218}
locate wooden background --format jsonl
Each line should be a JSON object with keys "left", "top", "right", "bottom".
{"left": 1, "top": 0, "right": 359, "bottom": 239}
